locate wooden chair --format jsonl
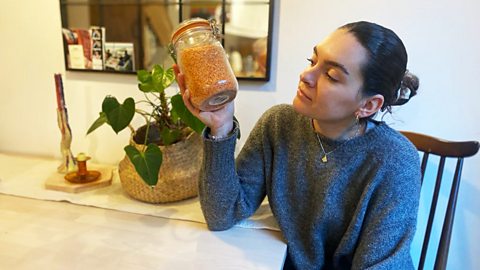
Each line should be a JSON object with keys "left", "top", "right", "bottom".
{"left": 400, "top": 131, "right": 479, "bottom": 270}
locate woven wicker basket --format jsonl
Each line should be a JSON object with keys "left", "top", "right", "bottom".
{"left": 118, "top": 131, "right": 203, "bottom": 203}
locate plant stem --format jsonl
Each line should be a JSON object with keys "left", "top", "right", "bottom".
{"left": 158, "top": 91, "right": 172, "bottom": 127}
{"left": 142, "top": 111, "right": 154, "bottom": 146}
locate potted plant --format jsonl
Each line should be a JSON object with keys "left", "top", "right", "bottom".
{"left": 87, "top": 64, "right": 205, "bottom": 203}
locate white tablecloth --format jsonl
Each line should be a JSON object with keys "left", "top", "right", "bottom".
{"left": 0, "top": 153, "right": 279, "bottom": 231}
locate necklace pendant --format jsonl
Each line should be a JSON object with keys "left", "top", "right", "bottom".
{"left": 321, "top": 155, "right": 328, "bottom": 163}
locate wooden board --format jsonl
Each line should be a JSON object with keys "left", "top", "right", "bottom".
{"left": 45, "top": 166, "right": 113, "bottom": 193}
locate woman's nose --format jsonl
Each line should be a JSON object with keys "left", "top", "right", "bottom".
{"left": 300, "top": 68, "right": 316, "bottom": 88}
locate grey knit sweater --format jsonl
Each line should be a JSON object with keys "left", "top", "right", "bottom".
{"left": 199, "top": 104, "right": 421, "bottom": 270}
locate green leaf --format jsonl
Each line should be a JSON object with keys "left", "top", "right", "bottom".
{"left": 171, "top": 94, "right": 205, "bottom": 133}
{"left": 145, "top": 65, "right": 175, "bottom": 93}
{"left": 151, "top": 65, "right": 166, "bottom": 93}
{"left": 151, "top": 64, "right": 163, "bottom": 75}
{"left": 138, "top": 82, "right": 155, "bottom": 92}
{"left": 170, "top": 109, "right": 180, "bottom": 123}
{"left": 86, "top": 112, "right": 108, "bottom": 135}
{"left": 102, "top": 96, "right": 135, "bottom": 134}
{"left": 163, "top": 68, "right": 175, "bottom": 88}
{"left": 124, "top": 144, "right": 162, "bottom": 186}
{"left": 160, "top": 128, "right": 182, "bottom": 146}
{"left": 137, "top": 70, "right": 151, "bottom": 83}
{"left": 151, "top": 65, "right": 164, "bottom": 82}
{"left": 137, "top": 69, "right": 155, "bottom": 92}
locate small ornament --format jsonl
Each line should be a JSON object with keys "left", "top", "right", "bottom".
{"left": 64, "top": 153, "right": 101, "bottom": 184}
{"left": 54, "top": 73, "right": 76, "bottom": 173}
{"left": 321, "top": 155, "right": 328, "bottom": 163}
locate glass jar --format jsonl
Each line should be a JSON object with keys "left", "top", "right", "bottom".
{"left": 170, "top": 18, "right": 238, "bottom": 111}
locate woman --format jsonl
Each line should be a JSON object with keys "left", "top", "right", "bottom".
{"left": 174, "top": 21, "right": 421, "bottom": 270}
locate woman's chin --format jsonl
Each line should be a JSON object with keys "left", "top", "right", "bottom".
{"left": 292, "top": 97, "right": 307, "bottom": 114}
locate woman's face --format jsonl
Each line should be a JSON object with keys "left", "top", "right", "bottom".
{"left": 293, "top": 29, "right": 368, "bottom": 124}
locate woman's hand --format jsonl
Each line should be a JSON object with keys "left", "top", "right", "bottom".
{"left": 173, "top": 64, "right": 235, "bottom": 138}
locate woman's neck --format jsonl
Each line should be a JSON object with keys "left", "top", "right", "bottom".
{"left": 312, "top": 118, "right": 365, "bottom": 140}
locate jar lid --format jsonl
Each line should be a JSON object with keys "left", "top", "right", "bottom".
{"left": 170, "top": 18, "right": 211, "bottom": 45}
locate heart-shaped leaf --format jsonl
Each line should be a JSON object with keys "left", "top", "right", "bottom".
{"left": 162, "top": 67, "right": 175, "bottom": 88}
{"left": 124, "top": 144, "right": 162, "bottom": 186}
{"left": 137, "top": 69, "right": 151, "bottom": 84}
{"left": 86, "top": 112, "right": 108, "bottom": 135}
{"left": 152, "top": 65, "right": 164, "bottom": 83}
{"left": 152, "top": 66, "right": 166, "bottom": 93}
{"left": 171, "top": 94, "right": 205, "bottom": 134}
{"left": 145, "top": 65, "right": 175, "bottom": 93}
{"left": 102, "top": 96, "right": 135, "bottom": 134}
{"left": 138, "top": 82, "right": 155, "bottom": 92}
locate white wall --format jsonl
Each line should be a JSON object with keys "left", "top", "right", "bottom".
{"left": 1, "top": 0, "right": 479, "bottom": 268}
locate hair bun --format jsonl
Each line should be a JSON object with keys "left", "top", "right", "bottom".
{"left": 394, "top": 70, "right": 419, "bottom": 106}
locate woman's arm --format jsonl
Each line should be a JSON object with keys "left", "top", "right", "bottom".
{"left": 352, "top": 148, "right": 421, "bottom": 269}
{"left": 174, "top": 64, "right": 268, "bottom": 231}
{"left": 199, "top": 117, "right": 269, "bottom": 231}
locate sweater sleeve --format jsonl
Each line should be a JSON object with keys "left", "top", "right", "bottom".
{"left": 352, "top": 141, "right": 421, "bottom": 270}
{"left": 199, "top": 117, "right": 269, "bottom": 231}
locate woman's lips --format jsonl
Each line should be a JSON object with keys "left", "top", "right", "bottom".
{"left": 297, "top": 88, "right": 312, "bottom": 101}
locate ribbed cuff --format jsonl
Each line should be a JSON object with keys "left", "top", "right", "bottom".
{"left": 202, "top": 119, "right": 239, "bottom": 142}
{"left": 201, "top": 120, "right": 239, "bottom": 182}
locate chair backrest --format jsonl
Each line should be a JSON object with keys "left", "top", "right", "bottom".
{"left": 400, "top": 131, "right": 479, "bottom": 270}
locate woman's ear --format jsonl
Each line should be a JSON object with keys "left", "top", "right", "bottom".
{"left": 357, "top": 94, "right": 384, "bottom": 118}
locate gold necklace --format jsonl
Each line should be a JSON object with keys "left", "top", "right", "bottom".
{"left": 314, "top": 121, "right": 361, "bottom": 163}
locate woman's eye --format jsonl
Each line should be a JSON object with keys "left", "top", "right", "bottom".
{"left": 326, "top": 72, "right": 339, "bottom": 82}
{"left": 306, "top": 58, "right": 315, "bottom": 66}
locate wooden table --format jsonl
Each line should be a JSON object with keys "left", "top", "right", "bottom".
{"left": 0, "top": 194, "right": 286, "bottom": 269}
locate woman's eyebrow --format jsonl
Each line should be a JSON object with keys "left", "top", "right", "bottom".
{"left": 313, "top": 46, "right": 350, "bottom": 75}
{"left": 324, "top": 60, "right": 350, "bottom": 75}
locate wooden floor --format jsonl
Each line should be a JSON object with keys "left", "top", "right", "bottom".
{"left": 0, "top": 194, "right": 286, "bottom": 270}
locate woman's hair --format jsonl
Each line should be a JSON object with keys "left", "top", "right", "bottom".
{"left": 340, "top": 21, "right": 419, "bottom": 114}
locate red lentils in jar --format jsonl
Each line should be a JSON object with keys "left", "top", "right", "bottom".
{"left": 171, "top": 18, "right": 238, "bottom": 111}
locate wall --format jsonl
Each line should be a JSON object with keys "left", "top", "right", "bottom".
{"left": 1, "top": 0, "right": 479, "bottom": 268}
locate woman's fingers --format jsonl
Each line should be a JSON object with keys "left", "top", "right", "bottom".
{"left": 182, "top": 90, "right": 200, "bottom": 116}
{"left": 173, "top": 64, "right": 186, "bottom": 94}
{"left": 172, "top": 63, "right": 180, "bottom": 77}
{"left": 172, "top": 63, "right": 179, "bottom": 73}
{"left": 174, "top": 64, "right": 202, "bottom": 119}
